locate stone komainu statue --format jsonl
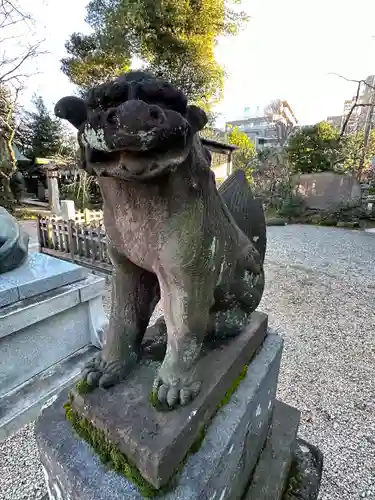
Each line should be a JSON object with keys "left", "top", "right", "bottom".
{"left": 55, "top": 71, "right": 266, "bottom": 409}
{"left": 0, "top": 206, "right": 29, "bottom": 274}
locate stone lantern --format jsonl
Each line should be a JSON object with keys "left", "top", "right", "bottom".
{"left": 46, "top": 164, "right": 61, "bottom": 215}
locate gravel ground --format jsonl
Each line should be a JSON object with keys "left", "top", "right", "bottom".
{"left": 1, "top": 225, "right": 374, "bottom": 500}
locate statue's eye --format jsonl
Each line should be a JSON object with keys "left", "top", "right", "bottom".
{"left": 87, "top": 149, "right": 118, "bottom": 164}
{"left": 137, "top": 82, "right": 187, "bottom": 115}
{"left": 87, "top": 81, "right": 129, "bottom": 110}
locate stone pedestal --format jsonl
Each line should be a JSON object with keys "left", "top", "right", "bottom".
{"left": 36, "top": 327, "right": 286, "bottom": 500}
{"left": 0, "top": 253, "right": 108, "bottom": 440}
{"left": 35, "top": 316, "right": 323, "bottom": 500}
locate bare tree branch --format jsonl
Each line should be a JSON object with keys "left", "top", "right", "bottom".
{"left": 0, "top": 41, "right": 44, "bottom": 84}
{"left": 0, "top": 33, "right": 22, "bottom": 44}
{"left": 340, "top": 80, "right": 362, "bottom": 137}
{"left": 330, "top": 72, "right": 375, "bottom": 91}
{"left": 0, "top": 1, "right": 45, "bottom": 86}
{"left": 332, "top": 73, "right": 375, "bottom": 137}
{"left": 0, "top": 0, "right": 33, "bottom": 27}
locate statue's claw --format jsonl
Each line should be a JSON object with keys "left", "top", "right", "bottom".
{"left": 152, "top": 376, "right": 201, "bottom": 409}
{"left": 81, "top": 353, "right": 137, "bottom": 389}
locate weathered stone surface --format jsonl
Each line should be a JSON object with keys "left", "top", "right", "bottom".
{"left": 0, "top": 252, "right": 87, "bottom": 308}
{"left": 219, "top": 169, "right": 267, "bottom": 262}
{"left": 72, "top": 312, "right": 268, "bottom": 488}
{"left": 55, "top": 71, "right": 267, "bottom": 409}
{"left": 0, "top": 270, "right": 107, "bottom": 438}
{"left": 245, "top": 400, "right": 301, "bottom": 500}
{"left": 283, "top": 438, "right": 323, "bottom": 500}
{"left": 36, "top": 332, "right": 283, "bottom": 500}
{"left": 0, "top": 275, "right": 107, "bottom": 397}
{"left": 0, "top": 345, "right": 98, "bottom": 442}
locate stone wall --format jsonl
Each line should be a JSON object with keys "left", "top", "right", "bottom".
{"left": 293, "top": 172, "right": 362, "bottom": 210}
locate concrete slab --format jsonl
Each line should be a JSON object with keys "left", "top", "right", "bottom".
{"left": 0, "top": 282, "right": 19, "bottom": 308}
{"left": 0, "top": 253, "right": 87, "bottom": 307}
{"left": 36, "top": 332, "right": 283, "bottom": 500}
{"left": 0, "top": 274, "right": 106, "bottom": 340}
{"left": 245, "top": 400, "right": 300, "bottom": 500}
{"left": 0, "top": 274, "right": 107, "bottom": 399}
{"left": 0, "top": 345, "right": 98, "bottom": 442}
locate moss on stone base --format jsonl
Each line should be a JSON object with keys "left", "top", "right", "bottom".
{"left": 218, "top": 364, "right": 248, "bottom": 409}
{"left": 64, "top": 397, "right": 160, "bottom": 498}
{"left": 75, "top": 379, "right": 94, "bottom": 395}
{"left": 186, "top": 363, "right": 249, "bottom": 455}
{"left": 65, "top": 362, "right": 250, "bottom": 497}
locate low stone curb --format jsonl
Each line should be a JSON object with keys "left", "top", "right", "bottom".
{"left": 283, "top": 438, "right": 323, "bottom": 500}
{"left": 266, "top": 218, "right": 288, "bottom": 226}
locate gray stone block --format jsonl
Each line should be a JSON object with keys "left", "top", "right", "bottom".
{"left": 245, "top": 400, "right": 301, "bottom": 500}
{"left": 0, "top": 283, "right": 81, "bottom": 340}
{"left": 36, "top": 332, "right": 283, "bottom": 500}
{"left": 0, "top": 345, "right": 98, "bottom": 442}
{"left": 0, "top": 274, "right": 107, "bottom": 340}
{"left": 1, "top": 292, "right": 93, "bottom": 397}
{"left": 78, "top": 273, "right": 106, "bottom": 302}
{"left": 0, "top": 253, "right": 87, "bottom": 308}
{"left": 0, "top": 281, "right": 19, "bottom": 308}
{"left": 0, "top": 269, "right": 108, "bottom": 438}
{"left": 71, "top": 312, "right": 268, "bottom": 489}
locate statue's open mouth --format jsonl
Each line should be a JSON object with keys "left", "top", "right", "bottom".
{"left": 54, "top": 72, "right": 208, "bottom": 181}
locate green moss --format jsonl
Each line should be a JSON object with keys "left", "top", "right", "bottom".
{"left": 64, "top": 395, "right": 160, "bottom": 497}
{"left": 188, "top": 424, "right": 207, "bottom": 454}
{"left": 218, "top": 364, "right": 248, "bottom": 409}
{"left": 186, "top": 363, "right": 250, "bottom": 455}
{"left": 66, "top": 362, "right": 250, "bottom": 497}
{"left": 75, "top": 379, "right": 94, "bottom": 395}
{"left": 148, "top": 390, "right": 171, "bottom": 412}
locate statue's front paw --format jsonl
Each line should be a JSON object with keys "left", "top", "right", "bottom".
{"left": 152, "top": 372, "right": 202, "bottom": 409}
{"left": 81, "top": 353, "right": 137, "bottom": 389}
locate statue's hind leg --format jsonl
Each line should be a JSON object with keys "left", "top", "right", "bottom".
{"left": 209, "top": 269, "right": 265, "bottom": 339}
{"left": 146, "top": 269, "right": 265, "bottom": 343}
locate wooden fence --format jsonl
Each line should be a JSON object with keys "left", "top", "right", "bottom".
{"left": 37, "top": 215, "right": 112, "bottom": 274}
{"left": 73, "top": 208, "right": 103, "bottom": 224}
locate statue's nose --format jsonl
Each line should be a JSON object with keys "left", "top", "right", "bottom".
{"left": 105, "top": 100, "right": 165, "bottom": 129}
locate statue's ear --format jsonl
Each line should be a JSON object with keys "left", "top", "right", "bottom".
{"left": 54, "top": 96, "right": 88, "bottom": 129}
{"left": 185, "top": 105, "right": 208, "bottom": 133}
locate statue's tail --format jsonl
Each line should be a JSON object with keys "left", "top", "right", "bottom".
{"left": 218, "top": 169, "right": 266, "bottom": 264}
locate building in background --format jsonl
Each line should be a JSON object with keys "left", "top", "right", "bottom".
{"left": 332, "top": 75, "right": 375, "bottom": 134}
{"left": 225, "top": 100, "right": 298, "bottom": 151}
{"left": 326, "top": 115, "right": 343, "bottom": 130}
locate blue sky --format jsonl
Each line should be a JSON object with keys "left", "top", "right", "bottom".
{"left": 15, "top": 0, "right": 375, "bottom": 126}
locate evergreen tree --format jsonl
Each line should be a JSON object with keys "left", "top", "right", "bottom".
{"left": 18, "top": 95, "right": 74, "bottom": 159}
{"left": 61, "top": 0, "right": 249, "bottom": 110}
{"left": 226, "top": 126, "right": 256, "bottom": 181}
{"left": 286, "top": 122, "right": 340, "bottom": 174}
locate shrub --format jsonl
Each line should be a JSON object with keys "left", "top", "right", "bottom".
{"left": 60, "top": 173, "right": 102, "bottom": 210}
{"left": 278, "top": 195, "right": 306, "bottom": 220}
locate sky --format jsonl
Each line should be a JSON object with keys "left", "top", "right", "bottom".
{"left": 10, "top": 0, "right": 375, "bottom": 127}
